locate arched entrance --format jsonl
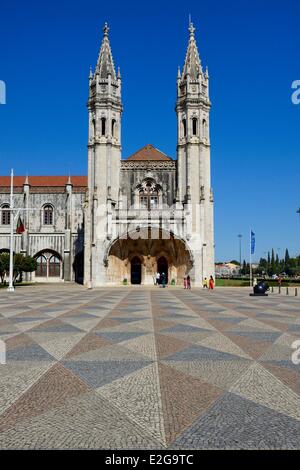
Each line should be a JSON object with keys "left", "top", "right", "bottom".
{"left": 106, "top": 229, "right": 193, "bottom": 285}
{"left": 157, "top": 256, "right": 168, "bottom": 284}
{"left": 131, "top": 256, "right": 142, "bottom": 284}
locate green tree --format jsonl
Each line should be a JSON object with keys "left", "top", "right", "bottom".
{"left": 0, "top": 253, "right": 9, "bottom": 283}
{"left": 0, "top": 253, "right": 37, "bottom": 284}
{"left": 21, "top": 256, "right": 37, "bottom": 274}
{"left": 285, "top": 248, "right": 290, "bottom": 264}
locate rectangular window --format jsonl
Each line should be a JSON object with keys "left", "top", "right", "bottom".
{"left": 140, "top": 196, "right": 148, "bottom": 208}
{"left": 150, "top": 196, "right": 158, "bottom": 208}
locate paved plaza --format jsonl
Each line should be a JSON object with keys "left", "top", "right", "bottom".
{"left": 0, "top": 284, "right": 299, "bottom": 449}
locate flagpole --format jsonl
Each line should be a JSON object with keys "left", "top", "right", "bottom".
{"left": 7, "top": 169, "right": 14, "bottom": 292}
{"left": 250, "top": 228, "right": 252, "bottom": 287}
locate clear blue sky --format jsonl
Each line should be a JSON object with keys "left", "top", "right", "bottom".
{"left": 0, "top": 0, "right": 299, "bottom": 262}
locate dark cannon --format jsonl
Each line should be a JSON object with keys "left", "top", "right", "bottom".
{"left": 249, "top": 281, "right": 269, "bottom": 297}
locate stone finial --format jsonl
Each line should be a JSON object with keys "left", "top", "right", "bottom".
{"left": 188, "top": 22, "right": 195, "bottom": 37}
{"left": 103, "top": 22, "right": 109, "bottom": 36}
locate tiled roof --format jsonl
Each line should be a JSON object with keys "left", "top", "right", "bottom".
{"left": 0, "top": 176, "right": 87, "bottom": 187}
{"left": 126, "top": 144, "right": 172, "bottom": 161}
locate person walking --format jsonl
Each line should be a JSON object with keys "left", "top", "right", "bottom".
{"left": 209, "top": 275, "right": 215, "bottom": 290}
{"left": 203, "top": 277, "right": 208, "bottom": 288}
{"left": 156, "top": 272, "right": 160, "bottom": 286}
{"left": 161, "top": 272, "right": 166, "bottom": 288}
{"left": 183, "top": 275, "right": 187, "bottom": 289}
{"left": 186, "top": 275, "right": 191, "bottom": 290}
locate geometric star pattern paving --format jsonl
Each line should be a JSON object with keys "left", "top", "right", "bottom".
{"left": 0, "top": 285, "right": 299, "bottom": 449}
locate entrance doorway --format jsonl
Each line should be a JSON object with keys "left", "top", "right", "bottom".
{"left": 131, "top": 256, "right": 142, "bottom": 284}
{"left": 157, "top": 256, "right": 168, "bottom": 284}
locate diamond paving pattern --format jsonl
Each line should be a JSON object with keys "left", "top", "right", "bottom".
{"left": 0, "top": 284, "right": 299, "bottom": 449}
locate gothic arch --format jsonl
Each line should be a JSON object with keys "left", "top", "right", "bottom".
{"left": 34, "top": 249, "right": 62, "bottom": 279}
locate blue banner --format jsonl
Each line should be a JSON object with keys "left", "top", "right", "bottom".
{"left": 251, "top": 231, "right": 255, "bottom": 255}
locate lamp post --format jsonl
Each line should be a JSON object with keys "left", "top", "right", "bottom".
{"left": 238, "top": 234, "right": 242, "bottom": 276}
{"left": 7, "top": 170, "right": 14, "bottom": 292}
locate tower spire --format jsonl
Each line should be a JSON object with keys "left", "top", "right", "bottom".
{"left": 182, "top": 22, "right": 202, "bottom": 80}
{"left": 96, "top": 22, "right": 116, "bottom": 80}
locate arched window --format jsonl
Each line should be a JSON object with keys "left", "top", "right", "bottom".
{"left": 43, "top": 205, "right": 53, "bottom": 225}
{"left": 101, "top": 117, "right": 106, "bottom": 136}
{"left": 49, "top": 255, "right": 61, "bottom": 277}
{"left": 202, "top": 119, "right": 207, "bottom": 139}
{"left": 36, "top": 255, "right": 47, "bottom": 277}
{"left": 111, "top": 119, "right": 116, "bottom": 137}
{"left": 1, "top": 204, "right": 10, "bottom": 225}
{"left": 192, "top": 117, "right": 197, "bottom": 136}
{"left": 182, "top": 118, "right": 187, "bottom": 137}
{"left": 34, "top": 251, "right": 62, "bottom": 278}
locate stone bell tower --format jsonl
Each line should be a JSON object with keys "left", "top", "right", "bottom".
{"left": 176, "top": 22, "right": 215, "bottom": 283}
{"left": 84, "top": 23, "right": 123, "bottom": 287}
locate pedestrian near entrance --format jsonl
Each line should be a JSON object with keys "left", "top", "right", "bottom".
{"left": 183, "top": 275, "right": 187, "bottom": 289}
{"left": 155, "top": 272, "right": 160, "bottom": 286}
{"left": 161, "top": 272, "right": 166, "bottom": 288}
{"left": 203, "top": 277, "right": 208, "bottom": 288}
{"left": 186, "top": 275, "right": 191, "bottom": 290}
{"left": 209, "top": 275, "right": 214, "bottom": 290}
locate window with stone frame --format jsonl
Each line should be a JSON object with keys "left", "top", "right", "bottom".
{"left": 49, "top": 255, "right": 61, "bottom": 277}
{"left": 35, "top": 255, "right": 47, "bottom": 277}
{"left": 138, "top": 179, "right": 160, "bottom": 210}
{"left": 43, "top": 205, "right": 54, "bottom": 225}
{"left": 1, "top": 204, "right": 10, "bottom": 225}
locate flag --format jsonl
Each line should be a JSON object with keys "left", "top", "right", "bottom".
{"left": 251, "top": 230, "right": 255, "bottom": 255}
{"left": 16, "top": 215, "right": 25, "bottom": 234}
